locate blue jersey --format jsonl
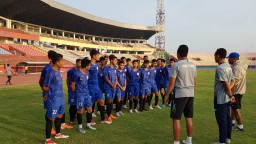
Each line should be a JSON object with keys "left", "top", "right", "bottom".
{"left": 98, "top": 66, "right": 106, "bottom": 91}
{"left": 166, "top": 65, "right": 172, "bottom": 80}
{"left": 67, "top": 67, "right": 79, "bottom": 91}
{"left": 149, "top": 67, "right": 157, "bottom": 84}
{"left": 72, "top": 70, "right": 90, "bottom": 98}
{"left": 124, "top": 65, "right": 132, "bottom": 75}
{"left": 117, "top": 69, "right": 126, "bottom": 87}
{"left": 88, "top": 63, "right": 99, "bottom": 88}
{"left": 140, "top": 68, "right": 151, "bottom": 89}
{"left": 128, "top": 69, "right": 141, "bottom": 86}
{"left": 41, "top": 64, "right": 51, "bottom": 78}
{"left": 104, "top": 65, "right": 117, "bottom": 89}
{"left": 162, "top": 66, "right": 169, "bottom": 82}
{"left": 155, "top": 66, "right": 163, "bottom": 83}
{"left": 43, "top": 68, "right": 64, "bottom": 107}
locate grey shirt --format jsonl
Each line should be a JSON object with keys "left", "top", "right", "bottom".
{"left": 6, "top": 67, "right": 12, "bottom": 76}
{"left": 170, "top": 59, "right": 197, "bottom": 98}
{"left": 214, "top": 63, "right": 234, "bottom": 104}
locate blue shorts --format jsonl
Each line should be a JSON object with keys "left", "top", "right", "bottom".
{"left": 156, "top": 81, "right": 161, "bottom": 91}
{"left": 140, "top": 88, "right": 151, "bottom": 96}
{"left": 116, "top": 88, "right": 125, "bottom": 99}
{"left": 161, "top": 81, "right": 168, "bottom": 91}
{"left": 89, "top": 86, "right": 103, "bottom": 102}
{"left": 46, "top": 104, "right": 65, "bottom": 119}
{"left": 150, "top": 83, "right": 158, "bottom": 93}
{"left": 129, "top": 85, "right": 140, "bottom": 98}
{"left": 76, "top": 97, "right": 92, "bottom": 110}
{"left": 105, "top": 88, "right": 116, "bottom": 100}
{"left": 68, "top": 88, "right": 75, "bottom": 105}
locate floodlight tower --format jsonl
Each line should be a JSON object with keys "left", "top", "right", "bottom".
{"left": 155, "top": 0, "right": 165, "bottom": 53}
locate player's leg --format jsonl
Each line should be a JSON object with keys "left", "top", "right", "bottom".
{"left": 45, "top": 107, "right": 55, "bottom": 143}
{"left": 115, "top": 89, "right": 122, "bottom": 116}
{"left": 96, "top": 88, "right": 111, "bottom": 124}
{"left": 69, "top": 105, "right": 77, "bottom": 125}
{"left": 54, "top": 105, "right": 69, "bottom": 139}
{"left": 85, "top": 97, "right": 96, "bottom": 130}
{"left": 119, "top": 91, "right": 125, "bottom": 115}
{"left": 183, "top": 98, "right": 194, "bottom": 144}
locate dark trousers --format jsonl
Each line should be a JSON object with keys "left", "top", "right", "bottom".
{"left": 215, "top": 102, "right": 232, "bottom": 143}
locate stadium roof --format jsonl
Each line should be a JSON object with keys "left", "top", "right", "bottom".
{"left": 0, "top": 0, "right": 161, "bottom": 40}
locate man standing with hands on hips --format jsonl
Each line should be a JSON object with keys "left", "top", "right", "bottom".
{"left": 164, "top": 45, "right": 197, "bottom": 144}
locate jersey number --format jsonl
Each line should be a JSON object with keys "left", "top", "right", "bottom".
{"left": 52, "top": 110, "right": 57, "bottom": 115}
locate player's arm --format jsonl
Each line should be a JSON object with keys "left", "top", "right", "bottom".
{"left": 123, "top": 79, "right": 127, "bottom": 91}
{"left": 164, "top": 77, "right": 176, "bottom": 105}
{"left": 105, "top": 75, "right": 114, "bottom": 88}
{"left": 66, "top": 76, "right": 70, "bottom": 88}
{"left": 221, "top": 81, "right": 232, "bottom": 97}
{"left": 39, "top": 76, "right": 44, "bottom": 89}
{"left": 194, "top": 77, "right": 197, "bottom": 88}
{"left": 71, "top": 82, "right": 76, "bottom": 92}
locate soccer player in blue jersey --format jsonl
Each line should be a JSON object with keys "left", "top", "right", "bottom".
{"left": 39, "top": 50, "right": 57, "bottom": 135}
{"left": 123, "top": 58, "right": 132, "bottom": 108}
{"left": 166, "top": 58, "right": 175, "bottom": 107}
{"left": 115, "top": 60, "right": 126, "bottom": 116}
{"left": 66, "top": 59, "right": 81, "bottom": 125}
{"left": 161, "top": 59, "right": 169, "bottom": 108}
{"left": 88, "top": 49, "right": 111, "bottom": 124}
{"left": 104, "top": 55, "right": 118, "bottom": 122}
{"left": 43, "top": 53, "right": 69, "bottom": 144}
{"left": 71, "top": 58, "right": 96, "bottom": 133}
{"left": 155, "top": 58, "right": 163, "bottom": 92}
{"left": 127, "top": 60, "right": 140, "bottom": 114}
{"left": 98, "top": 56, "right": 107, "bottom": 93}
{"left": 139, "top": 60, "right": 151, "bottom": 111}
{"left": 148, "top": 59, "right": 162, "bottom": 109}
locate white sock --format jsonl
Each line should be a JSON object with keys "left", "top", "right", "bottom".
{"left": 87, "top": 123, "right": 91, "bottom": 127}
{"left": 173, "top": 141, "right": 180, "bottom": 144}
{"left": 186, "top": 136, "right": 192, "bottom": 143}
{"left": 78, "top": 124, "right": 83, "bottom": 129}
{"left": 238, "top": 124, "right": 243, "bottom": 129}
{"left": 232, "top": 120, "right": 235, "bottom": 124}
{"left": 46, "top": 138, "right": 51, "bottom": 141}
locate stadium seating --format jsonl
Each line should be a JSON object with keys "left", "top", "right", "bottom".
{"left": 8, "top": 44, "right": 46, "bottom": 56}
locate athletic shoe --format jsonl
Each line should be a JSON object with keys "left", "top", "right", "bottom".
{"left": 61, "top": 123, "right": 73, "bottom": 129}
{"left": 110, "top": 114, "right": 117, "bottom": 119}
{"left": 90, "top": 120, "right": 96, "bottom": 126}
{"left": 55, "top": 133, "right": 69, "bottom": 139}
{"left": 213, "top": 141, "right": 225, "bottom": 144}
{"left": 236, "top": 127, "right": 244, "bottom": 131}
{"left": 168, "top": 104, "right": 172, "bottom": 107}
{"left": 119, "top": 111, "right": 125, "bottom": 115}
{"left": 69, "top": 121, "right": 76, "bottom": 125}
{"left": 182, "top": 140, "right": 192, "bottom": 144}
{"left": 78, "top": 128, "right": 86, "bottom": 133}
{"left": 97, "top": 111, "right": 100, "bottom": 115}
{"left": 87, "top": 123, "right": 97, "bottom": 130}
{"left": 51, "top": 129, "right": 56, "bottom": 135}
{"left": 92, "top": 113, "right": 97, "bottom": 118}
{"left": 101, "top": 118, "right": 112, "bottom": 124}
{"left": 149, "top": 105, "right": 153, "bottom": 110}
{"left": 122, "top": 105, "right": 128, "bottom": 109}
{"left": 45, "top": 139, "right": 56, "bottom": 144}
{"left": 107, "top": 116, "right": 112, "bottom": 123}
{"left": 155, "top": 105, "right": 162, "bottom": 109}
{"left": 129, "top": 109, "right": 133, "bottom": 114}
{"left": 134, "top": 109, "right": 139, "bottom": 113}
{"left": 162, "top": 104, "right": 165, "bottom": 109}
{"left": 116, "top": 112, "right": 121, "bottom": 117}
{"left": 226, "top": 138, "right": 231, "bottom": 144}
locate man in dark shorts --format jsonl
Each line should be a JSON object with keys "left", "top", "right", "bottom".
{"left": 227, "top": 52, "right": 247, "bottom": 131}
{"left": 5, "top": 64, "right": 15, "bottom": 85}
{"left": 164, "top": 45, "right": 197, "bottom": 144}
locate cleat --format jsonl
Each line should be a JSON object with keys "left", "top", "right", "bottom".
{"left": 92, "top": 113, "right": 97, "bottom": 118}
{"left": 51, "top": 129, "right": 56, "bottom": 135}
{"left": 236, "top": 127, "right": 244, "bottom": 131}
{"left": 110, "top": 114, "right": 117, "bottom": 119}
{"left": 129, "top": 109, "right": 133, "bottom": 114}
{"left": 78, "top": 128, "right": 86, "bottom": 133}
{"left": 45, "top": 139, "right": 56, "bottom": 144}
{"left": 182, "top": 140, "right": 192, "bottom": 144}
{"left": 119, "top": 111, "right": 125, "bottom": 115}
{"left": 55, "top": 133, "right": 69, "bottom": 139}
{"left": 61, "top": 123, "right": 73, "bottom": 129}
{"left": 161, "top": 104, "right": 165, "bottom": 109}
{"left": 107, "top": 116, "right": 112, "bottom": 123}
{"left": 168, "top": 104, "right": 172, "bottom": 107}
{"left": 155, "top": 105, "right": 162, "bottom": 109}
{"left": 87, "top": 124, "right": 97, "bottom": 130}
{"left": 122, "top": 105, "right": 128, "bottom": 109}
{"left": 149, "top": 105, "right": 153, "bottom": 110}
{"left": 116, "top": 112, "right": 121, "bottom": 117}
{"left": 90, "top": 120, "right": 96, "bottom": 126}
{"left": 134, "top": 109, "right": 139, "bottom": 113}
{"left": 101, "top": 118, "right": 112, "bottom": 124}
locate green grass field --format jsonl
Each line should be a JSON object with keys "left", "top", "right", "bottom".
{"left": 0, "top": 70, "right": 255, "bottom": 144}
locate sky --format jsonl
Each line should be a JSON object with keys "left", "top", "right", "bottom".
{"left": 55, "top": 0, "right": 256, "bottom": 53}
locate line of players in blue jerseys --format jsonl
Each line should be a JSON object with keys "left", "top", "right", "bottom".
{"left": 40, "top": 49, "right": 175, "bottom": 144}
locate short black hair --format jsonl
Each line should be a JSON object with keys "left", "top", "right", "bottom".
{"left": 109, "top": 54, "right": 117, "bottom": 61}
{"left": 161, "top": 59, "right": 166, "bottom": 63}
{"left": 144, "top": 55, "right": 148, "bottom": 58}
{"left": 132, "top": 60, "right": 139, "bottom": 64}
{"left": 118, "top": 59, "right": 125, "bottom": 65}
{"left": 152, "top": 59, "right": 157, "bottom": 63}
{"left": 99, "top": 56, "right": 105, "bottom": 62}
{"left": 7, "top": 64, "right": 10, "bottom": 66}
{"left": 126, "top": 58, "right": 131, "bottom": 62}
{"left": 48, "top": 50, "right": 57, "bottom": 59}
{"left": 121, "top": 57, "right": 126, "bottom": 61}
{"left": 76, "top": 59, "right": 81, "bottom": 63}
{"left": 144, "top": 60, "right": 149, "bottom": 63}
{"left": 215, "top": 48, "right": 227, "bottom": 59}
{"left": 169, "top": 58, "right": 175, "bottom": 62}
{"left": 81, "top": 58, "right": 91, "bottom": 68}
{"left": 52, "top": 53, "right": 63, "bottom": 64}
{"left": 90, "top": 49, "right": 100, "bottom": 58}
{"left": 157, "top": 58, "right": 162, "bottom": 61}
{"left": 177, "top": 44, "right": 189, "bottom": 57}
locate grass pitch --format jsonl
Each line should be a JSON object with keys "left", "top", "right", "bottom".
{"left": 0, "top": 70, "right": 255, "bottom": 144}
